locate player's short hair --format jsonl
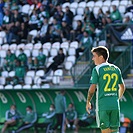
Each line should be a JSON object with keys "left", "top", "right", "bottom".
{"left": 91, "top": 46, "right": 109, "bottom": 61}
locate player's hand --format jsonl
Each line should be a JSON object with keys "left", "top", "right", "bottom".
{"left": 86, "top": 102, "right": 91, "bottom": 114}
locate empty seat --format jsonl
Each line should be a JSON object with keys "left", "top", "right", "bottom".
{"left": 78, "top": 1, "right": 86, "bottom": 8}
{"left": 54, "top": 69, "right": 63, "bottom": 76}
{"left": 0, "top": 50, "right": 6, "bottom": 58}
{"left": 1, "top": 44, "right": 9, "bottom": 50}
{"left": 70, "top": 2, "right": 78, "bottom": 9}
{"left": 76, "top": 7, "right": 84, "bottom": 15}
{"left": 8, "top": 71, "right": 15, "bottom": 77}
{"left": 36, "top": 70, "right": 45, "bottom": 77}
{"left": 23, "top": 85, "right": 31, "bottom": 89}
{"left": 34, "top": 42, "right": 42, "bottom": 50}
{"left": 52, "top": 42, "right": 60, "bottom": 50}
{"left": 1, "top": 71, "right": 8, "bottom": 77}
{"left": 0, "top": 85, "right": 4, "bottom": 89}
{"left": 34, "top": 76, "right": 42, "bottom": 85}
{"left": 25, "top": 43, "right": 33, "bottom": 50}
{"left": 32, "top": 49, "right": 39, "bottom": 58}
{"left": 86, "top": 1, "right": 95, "bottom": 8}
{"left": 24, "top": 76, "right": 32, "bottom": 85}
{"left": 26, "top": 71, "right": 35, "bottom": 79}
{"left": 43, "top": 48, "right": 49, "bottom": 57}
{"left": 103, "top": 1, "right": 111, "bottom": 7}
{"left": 111, "top": 0, "right": 119, "bottom": 6}
{"left": 14, "top": 84, "right": 22, "bottom": 89}
{"left": 50, "top": 48, "right": 58, "bottom": 57}
{"left": 9, "top": 43, "right": 17, "bottom": 51}
{"left": 21, "top": 4, "right": 30, "bottom": 14}
{"left": 43, "top": 42, "right": 51, "bottom": 51}
{"left": 17, "top": 43, "right": 25, "bottom": 50}
{"left": 24, "top": 49, "right": 31, "bottom": 57}
{"left": 66, "top": 55, "right": 76, "bottom": 64}
{"left": 70, "top": 41, "right": 79, "bottom": 49}
{"left": 5, "top": 84, "right": 13, "bottom": 89}
{"left": 65, "top": 61, "right": 73, "bottom": 70}
{"left": 0, "top": 77, "right": 6, "bottom": 85}
{"left": 95, "top": 1, "right": 103, "bottom": 7}
{"left": 68, "top": 47, "right": 76, "bottom": 56}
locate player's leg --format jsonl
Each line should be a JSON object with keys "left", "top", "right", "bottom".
{"left": 97, "top": 110, "right": 110, "bottom": 133}
{"left": 110, "top": 110, "right": 120, "bottom": 133}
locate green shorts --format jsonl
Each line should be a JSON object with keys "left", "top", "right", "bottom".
{"left": 97, "top": 110, "right": 120, "bottom": 130}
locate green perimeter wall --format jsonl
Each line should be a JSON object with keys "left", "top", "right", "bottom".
{"left": 0, "top": 89, "right": 133, "bottom": 121}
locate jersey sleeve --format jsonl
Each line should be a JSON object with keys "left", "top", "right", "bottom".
{"left": 118, "top": 68, "right": 124, "bottom": 84}
{"left": 90, "top": 67, "right": 98, "bottom": 84}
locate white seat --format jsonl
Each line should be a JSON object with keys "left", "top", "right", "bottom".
{"left": 24, "top": 76, "right": 32, "bottom": 85}
{"left": 50, "top": 48, "right": 58, "bottom": 57}
{"left": 72, "top": 20, "right": 78, "bottom": 30}
{"left": 62, "top": 2, "right": 70, "bottom": 9}
{"left": 95, "top": 1, "right": 103, "bottom": 7}
{"left": 66, "top": 55, "right": 76, "bottom": 64}
{"left": 120, "top": 0, "right": 128, "bottom": 6}
{"left": 70, "top": 41, "right": 79, "bottom": 49}
{"left": 1, "top": 71, "right": 8, "bottom": 77}
{"left": 93, "top": 6, "right": 100, "bottom": 17}
{"left": 0, "top": 50, "right": 6, "bottom": 58}
{"left": 29, "top": 4, "right": 35, "bottom": 15}
{"left": 24, "top": 49, "right": 31, "bottom": 57}
{"left": 34, "top": 42, "right": 42, "bottom": 50}
{"left": 54, "top": 69, "right": 63, "bottom": 76}
{"left": 86, "top": 1, "right": 95, "bottom": 8}
{"left": 17, "top": 43, "right": 25, "bottom": 50}
{"left": 74, "top": 15, "right": 83, "bottom": 21}
{"left": 41, "top": 84, "right": 50, "bottom": 89}
{"left": 0, "top": 85, "right": 4, "bottom": 89}
{"left": 102, "top": 6, "right": 109, "bottom": 14}
{"left": 43, "top": 42, "right": 51, "bottom": 51}
{"left": 60, "top": 42, "right": 69, "bottom": 51}
{"left": 21, "top": 4, "right": 30, "bottom": 14}
{"left": 29, "top": 30, "right": 38, "bottom": 36}
{"left": 77, "top": 7, "right": 84, "bottom": 15}
{"left": 111, "top": 0, "right": 119, "bottom": 6}
{"left": 0, "top": 31, "right": 6, "bottom": 38}
{"left": 26, "top": 70, "right": 35, "bottom": 79}
{"left": 36, "top": 70, "right": 45, "bottom": 77}
{"left": 14, "top": 84, "right": 22, "bottom": 89}
{"left": 47, "top": 57, "right": 54, "bottom": 64}
{"left": 0, "top": 38, "right": 3, "bottom": 45}
{"left": 5, "top": 84, "right": 13, "bottom": 89}
{"left": 15, "top": 49, "right": 21, "bottom": 57}
{"left": 124, "top": 12, "right": 133, "bottom": 20}
{"left": 23, "top": 85, "right": 31, "bottom": 89}
{"left": 1, "top": 44, "right": 9, "bottom": 50}
{"left": 65, "top": 61, "right": 73, "bottom": 70}
{"left": 0, "top": 77, "right": 6, "bottom": 85}
{"left": 32, "top": 84, "right": 40, "bottom": 89}
{"left": 52, "top": 42, "right": 60, "bottom": 50}
{"left": 32, "top": 49, "right": 39, "bottom": 57}
{"left": 8, "top": 71, "right": 15, "bottom": 77}
{"left": 78, "top": 1, "right": 86, "bottom": 8}
{"left": 52, "top": 76, "right": 60, "bottom": 85}
{"left": 70, "top": 8, "right": 76, "bottom": 15}
{"left": 25, "top": 43, "right": 33, "bottom": 50}
{"left": 34, "top": 76, "right": 41, "bottom": 85}
{"left": 68, "top": 47, "right": 76, "bottom": 56}
{"left": 43, "top": 48, "right": 49, "bottom": 57}
{"left": 103, "top": 1, "right": 111, "bottom": 7}
{"left": 9, "top": 43, "right": 17, "bottom": 51}
{"left": 70, "top": 2, "right": 78, "bottom": 9}
{"left": 118, "top": 5, "right": 126, "bottom": 15}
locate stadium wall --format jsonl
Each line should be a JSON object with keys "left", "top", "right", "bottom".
{"left": 0, "top": 89, "right": 133, "bottom": 121}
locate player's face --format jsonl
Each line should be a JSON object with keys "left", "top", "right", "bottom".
{"left": 92, "top": 52, "right": 100, "bottom": 65}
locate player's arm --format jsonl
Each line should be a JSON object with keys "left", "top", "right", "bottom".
{"left": 86, "top": 84, "right": 96, "bottom": 114}
{"left": 119, "top": 83, "right": 125, "bottom": 99}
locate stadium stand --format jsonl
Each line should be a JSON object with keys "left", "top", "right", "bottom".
{"left": 0, "top": 0, "right": 133, "bottom": 132}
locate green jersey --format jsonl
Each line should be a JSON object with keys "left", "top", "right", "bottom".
{"left": 66, "top": 109, "right": 77, "bottom": 121}
{"left": 90, "top": 62, "right": 124, "bottom": 111}
{"left": 55, "top": 94, "right": 66, "bottom": 114}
